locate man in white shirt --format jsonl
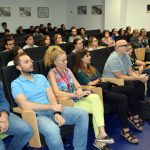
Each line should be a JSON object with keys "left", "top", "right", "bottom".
{"left": 23, "top": 34, "right": 38, "bottom": 49}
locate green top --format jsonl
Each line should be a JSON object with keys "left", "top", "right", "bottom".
{"left": 75, "top": 68, "right": 102, "bottom": 85}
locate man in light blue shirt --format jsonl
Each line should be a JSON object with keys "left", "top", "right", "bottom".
{"left": 11, "top": 52, "right": 89, "bottom": 150}
{"left": 103, "top": 40, "right": 148, "bottom": 83}
{"left": 103, "top": 40, "right": 147, "bottom": 131}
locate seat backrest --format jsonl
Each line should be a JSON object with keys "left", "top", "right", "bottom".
{"left": 25, "top": 46, "right": 47, "bottom": 61}
{"left": 0, "top": 50, "right": 14, "bottom": 67}
{"left": 1, "top": 61, "right": 40, "bottom": 109}
{"left": 66, "top": 42, "right": 74, "bottom": 54}
{"left": 57, "top": 43, "right": 67, "bottom": 52}
{"left": 106, "top": 46, "right": 115, "bottom": 57}
{"left": 67, "top": 53, "right": 76, "bottom": 73}
{"left": 134, "top": 48, "right": 146, "bottom": 61}
{"left": 38, "top": 59, "right": 50, "bottom": 77}
{"left": 0, "top": 43, "right": 5, "bottom": 52}
{"left": 90, "top": 48, "right": 108, "bottom": 74}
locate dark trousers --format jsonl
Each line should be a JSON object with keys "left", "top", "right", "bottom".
{"left": 103, "top": 81, "right": 144, "bottom": 128}
{"left": 103, "top": 90, "right": 128, "bottom": 128}
{"left": 124, "top": 81, "right": 145, "bottom": 114}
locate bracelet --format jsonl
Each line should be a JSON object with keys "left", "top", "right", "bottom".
{"left": 54, "top": 112, "right": 61, "bottom": 115}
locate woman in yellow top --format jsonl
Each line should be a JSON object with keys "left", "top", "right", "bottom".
{"left": 44, "top": 45, "right": 114, "bottom": 150}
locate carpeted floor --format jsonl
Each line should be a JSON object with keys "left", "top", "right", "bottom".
{"left": 3, "top": 115, "right": 150, "bottom": 150}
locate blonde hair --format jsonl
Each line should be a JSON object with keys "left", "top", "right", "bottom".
{"left": 44, "top": 45, "right": 66, "bottom": 67}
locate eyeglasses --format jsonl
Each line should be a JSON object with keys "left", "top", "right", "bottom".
{"left": 118, "top": 44, "right": 129, "bottom": 47}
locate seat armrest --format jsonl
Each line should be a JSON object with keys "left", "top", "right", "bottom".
{"left": 57, "top": 97, "right": 74, "bottom": 106}
{"left": 13, "top": 107, "right": 41, "bottom": 148}
{"left": 81, "top": 86, "right": 103, "bottom": 101}
{"left": 103, "top": 78, "right": 124, "bottom": 86}
{"left": 145, "top": 61, "right": 150, "bottom": 65}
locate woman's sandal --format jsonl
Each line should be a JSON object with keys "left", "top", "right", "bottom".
{"left": 128, "top": 116, "right": 143, "bottom": 131}
{"left": 121, "top": 130, "right": 139, "bottom": 144}
{"left": 93, "top": 141, "right": 112, "bottom": 150}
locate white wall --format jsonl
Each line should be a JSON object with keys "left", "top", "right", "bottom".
{"left": 66, "top": 0, "right": 104, "bottom": 31}
{"left": 104, "top": 0, "right": 121, "bottom": 30}
{"left": 104, "top": 0, "right": 150, "bottom": 31}
{"left": 1, "top": 0, "right": 150, "bottom": 34}
{"left": 126, "top": 0, "right": 150, "bottom": 31}
{"left": 0, "top": 0, "right": 67, "bottom": 33}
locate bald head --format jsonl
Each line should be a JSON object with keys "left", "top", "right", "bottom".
{"left": 115, "top": 40, "right": 129, "bottom": 55}
{"left": 115, "top": 40, "right": 128, "bottom": 49}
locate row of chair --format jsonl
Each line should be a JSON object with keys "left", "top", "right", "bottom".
{"left": 0, "top": 44, "right": 114, "bottom": 68}
{"left": 0, "top": 44, "right": 126, "bottom": 148}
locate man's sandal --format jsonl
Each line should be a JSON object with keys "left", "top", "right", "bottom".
{"left": 128, "top": 116, "right": 143, "bottom": 131}
{"left": 121, "top": 130, "right": 139, "bottom": 144}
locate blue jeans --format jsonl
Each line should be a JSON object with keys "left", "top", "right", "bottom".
{"left": 0, "top": 113, "right": 33, "bottom": 150}
{"left": 36, "top": 106, "right": 89, "bottom": 150}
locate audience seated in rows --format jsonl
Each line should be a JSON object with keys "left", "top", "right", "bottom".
{"left": 68, "top": 27, "right": 82, "bottom": 43}
{"left": 33, "top": 26, "right": 43, "bottom": 37}
{"left": 60, "top": 24, "right": 66, "bottom": 31}
{"left": 23, "top": 34, "right": 38, "bottom": 49}
{"left": 4, "top": 29, "right": 12, "bottom": 36}
{"left": 140, "top": 28, "right": 149, "bottom": 49}
{"left": 7, "top": 46, "right": 24, "bottom": 66}
{"left": 54, "top": 34, "right": 66, "bottom": 45}
{"left": 11, "top": 52, "right": 89, "bottom": 150}
{"left": 74, "top": 49, "right": 141, "bottom": 144}
{"left": 29, "top": 26, "right": 34, "bottom": 34}
{"left": 39, "top": 24, "right": 45, "bottom": 34}
{"left": 130, "top": 29, "right": 140, "bottom": 49}
{"left": 40, "top": 35, "right": 50, "bottom": 47}
{"left": 125, "top": 26, "right": 132, "bottom": 35}
{"left": 47, "top": 23, "right": 52, "bottom": 31}
{"left": 128, "top": 44, "right": 150, "bottom": 99}
{"left": 79, "top": 27, "right": 88, "bottom": 41}
{"left": 53, "top": 26, "right": 58, "bottom": 32}
{"left": 103, "top": 40, "right": 146, "bottom": 132}
{"left": 101, "top": 30, "right": 115, "bottom": 47}
{"left": 88, "top": 36, "right": 102, "bottom": 51}
{"left": 16, "top": 26, "right": 25, "bottom": 35}
{"left": 1, "top": 22, "right": 8, "bottom": 32}
{"left": 72, "top": 38, "right": 84, "bottom": 54}
{"left": 111, "top": 28, "right": 118, "bottom": 41}
{"left": 4, "top": 37, "right": 15, "bottom": 51}
{"left": 118, "top": 28, "right": 125, "bottom": 36}
{"left": 44, "top": 46, "right": 114, "bottom": 150}
{"left": 0, "top": 82, "right": 33, "bottom": 150}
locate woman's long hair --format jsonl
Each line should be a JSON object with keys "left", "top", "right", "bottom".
{"left": 44, "top": 45, "right": 66, "bottom": 68}
{"left": 74, "top": 49, "right": 96, "bottom": 77}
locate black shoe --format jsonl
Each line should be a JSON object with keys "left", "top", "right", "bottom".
{"left": 62, "top": 137, "right": 70, "bottom": 147}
